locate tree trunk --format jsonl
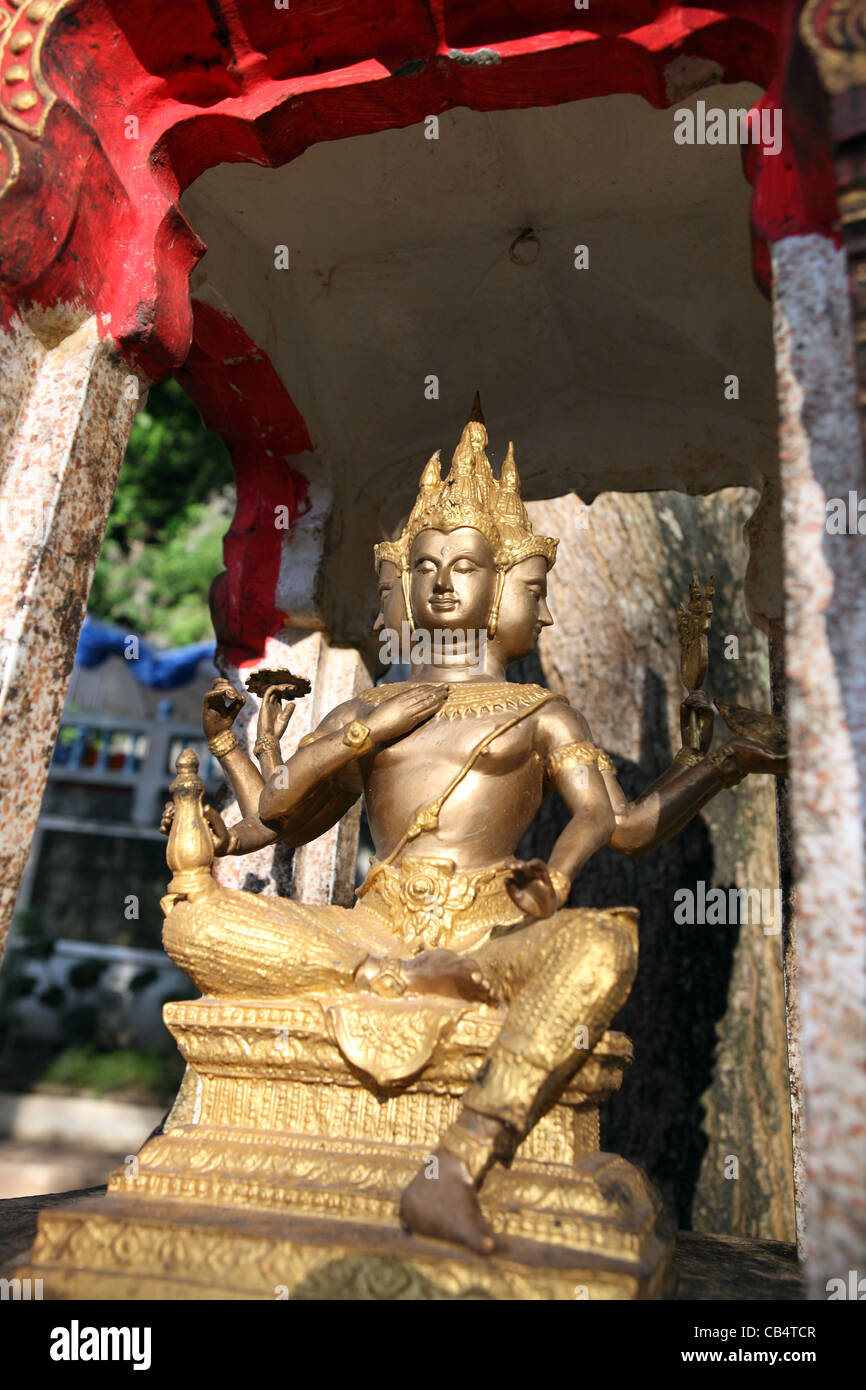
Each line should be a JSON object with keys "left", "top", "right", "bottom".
{"left": 514, "top": 488, "right": 794, "bottom": 1241}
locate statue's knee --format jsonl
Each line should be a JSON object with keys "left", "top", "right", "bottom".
{"left": 555, "top": 907, "right": 637, "bottom": 987}
{"left": 557, "top": 906, "right": 636, "bottom": 950}
{"left": 599, "top": 908, "right": 638, "bottom": 984}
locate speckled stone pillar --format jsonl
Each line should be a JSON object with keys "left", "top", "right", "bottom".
{"left": 0, "top": 312, "right": 144, "bottom": 965}
{"left": 772, "top": 234, "right": 866, "bottom": 1296}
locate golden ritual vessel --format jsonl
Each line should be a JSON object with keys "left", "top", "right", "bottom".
{"left": 19, "top": 400, "right": 786, "bottom": 1300}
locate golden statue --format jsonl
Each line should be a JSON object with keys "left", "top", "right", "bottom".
{"left": 19, "top": 398, "right": 786, "bottom": 1300}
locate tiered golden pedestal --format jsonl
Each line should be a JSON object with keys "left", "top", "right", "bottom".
{"left": 18, "top": 991, "right": 673, "bottom": 1299}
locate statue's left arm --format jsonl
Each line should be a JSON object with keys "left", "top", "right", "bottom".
{"left": 601, "top": 689, "right": 787, "bottom": 855}
{"left": 534, "top": 700, "right": 786, "bottom": 890}
{"left": 506, "top": 706, "right": 617, "bottom": 916}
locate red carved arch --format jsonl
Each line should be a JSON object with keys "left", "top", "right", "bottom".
{"left": 0, "top": 1, "right": 840, "bottom": 660}
{"left": 0, "top": 1, "right": 837, "bottom": 376}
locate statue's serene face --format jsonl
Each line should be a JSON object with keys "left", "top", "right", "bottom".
{"left": 373, "top": 559, "right": 406, "bottom": 636}
{"left": 493, "top": 555, "right": 554, "bottom": 661}
{"left": 409, "top": 527, "right": 497, "bottom": 634}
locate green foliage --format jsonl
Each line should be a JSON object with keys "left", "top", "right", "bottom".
{"left": 88, "top": 378, "right": 234, "bottom": 645}
{"left": 40, "top": 1045, "right": 184, "bottom": 1102}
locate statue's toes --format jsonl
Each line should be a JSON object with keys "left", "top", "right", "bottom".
{"left": 465, "top": 966, "right": 497, "bottom": 1004}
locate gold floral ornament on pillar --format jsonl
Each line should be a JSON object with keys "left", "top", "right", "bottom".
{"left": 19, "top": 397, "right": 788, "bottom": 1301}
{"left": 0, "top": 0, "right": 71, "bottom": 199}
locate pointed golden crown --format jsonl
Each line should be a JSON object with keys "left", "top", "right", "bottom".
{"left": 375, "top": 395, "right": 558, "bottom": 573}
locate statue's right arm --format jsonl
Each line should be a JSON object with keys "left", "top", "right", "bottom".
{"left": 259, "top": 683, "right": 450, "bottom": 846}
{"left": 207, "top": 682, "right": 449, "bottom": 854}
{"left": 257, "top": 699, "right": 370, "bottom": 845}
{"left": 196, "top": 701, "right": 366, "bottom": 856}
{"left": 196, "top": 677, "right": 357, "bottom": 854}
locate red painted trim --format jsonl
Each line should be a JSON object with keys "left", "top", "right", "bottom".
{"left": 0, "top": 0, "right": 834, "bottom": 373}
{"left": 0, "top": 0, "right": 841, "bottom": 665}
{"left": 743, "top": 0, "right": 841, "bottom": 295}
{"left": 175, "top": 300, "right": 312, "bottom": 664}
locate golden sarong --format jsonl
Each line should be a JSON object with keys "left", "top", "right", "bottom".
{"left": 356, "top": 855, "right": 525, "bottom": 952}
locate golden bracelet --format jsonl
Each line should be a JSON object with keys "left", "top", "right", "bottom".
{"left": 207, "top": 730, "right": 238, "bottom": 758}
{"left": 709, "top": 745, "right": 747, "bottom": 788}
{"left": 674, "top": 746, "right": 704, "bottom": 768}
{"left": 253, "top": 733, "right": 279, "bottom": 757}
{"left": 547, "top": 867, "right": 571, "bottom": 908}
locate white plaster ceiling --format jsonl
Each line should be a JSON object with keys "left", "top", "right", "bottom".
{"left": 181, "top": 83, "right": 776, "bottom": 637}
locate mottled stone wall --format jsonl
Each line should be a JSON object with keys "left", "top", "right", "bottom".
{"left": 0, "top": 313, "right": 144, "bottom": 963}
{"left": 517, "top": 488, "right": 794, "bottom": 1241}
{"left": 772, "top": 235, "right": 866, "bottom": 1295}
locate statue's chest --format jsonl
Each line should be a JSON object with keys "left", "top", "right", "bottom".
{"left": 375, "top": 711, "right": 537, "bottom": 778}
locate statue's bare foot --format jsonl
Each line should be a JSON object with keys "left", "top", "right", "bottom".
{"left": 402, "top": 949, "right": 497, "bottom": 1003}
{"left": 400, "top": 1147, "right": 496, "bottom": 1255}
{"left": 355, "top": 949, "right": 497, "bottom": 1004}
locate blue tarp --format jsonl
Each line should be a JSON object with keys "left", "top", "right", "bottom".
{"left": 75, "top": 617, "right": 215, "bottom": 690}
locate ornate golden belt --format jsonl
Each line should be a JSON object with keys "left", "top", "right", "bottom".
{"left": 355, "top": 856, "right": 524, "bottom": 952}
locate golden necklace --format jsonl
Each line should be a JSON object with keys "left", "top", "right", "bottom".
{"left": 357, "top": 680, "right": 565, "bottom": 720}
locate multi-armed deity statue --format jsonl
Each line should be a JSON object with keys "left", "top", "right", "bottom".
{"left": 21, "top": 400, "right": 785, "bottom": 1300}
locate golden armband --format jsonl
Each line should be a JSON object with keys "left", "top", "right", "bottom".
{"left": 546, "top": 741, "right": 614, "bottom": 778}
{"left": 297, "top": 730, "right": 326, "bottom": 749}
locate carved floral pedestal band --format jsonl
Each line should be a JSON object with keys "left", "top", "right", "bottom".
{"left": 18, "top": 995, "right": 673, "bottom": 1300}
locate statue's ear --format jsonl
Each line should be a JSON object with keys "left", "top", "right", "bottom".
{"left": 486, "top": 571, "right": 507, "bottom": 639}
{"left": 401, "top": 570, "right": 415, "bottom": 633}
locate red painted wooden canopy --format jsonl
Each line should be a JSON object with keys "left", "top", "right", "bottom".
{"left": 0, "top": 0, "right": 841, "bottom": 658}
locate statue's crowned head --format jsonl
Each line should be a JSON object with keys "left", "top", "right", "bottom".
{"left": 375, "top": 396, "right": 558, "bottom": 637}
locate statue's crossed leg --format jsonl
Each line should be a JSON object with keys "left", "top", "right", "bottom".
{"left": 165, "top": 886, "right": 637, "bottom": 1252}
{"left": 463, "top": 904, "right": 637, "bottom": 1129}
{"left": 398, "top": 905, "right": 638, "bottom": 1250}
